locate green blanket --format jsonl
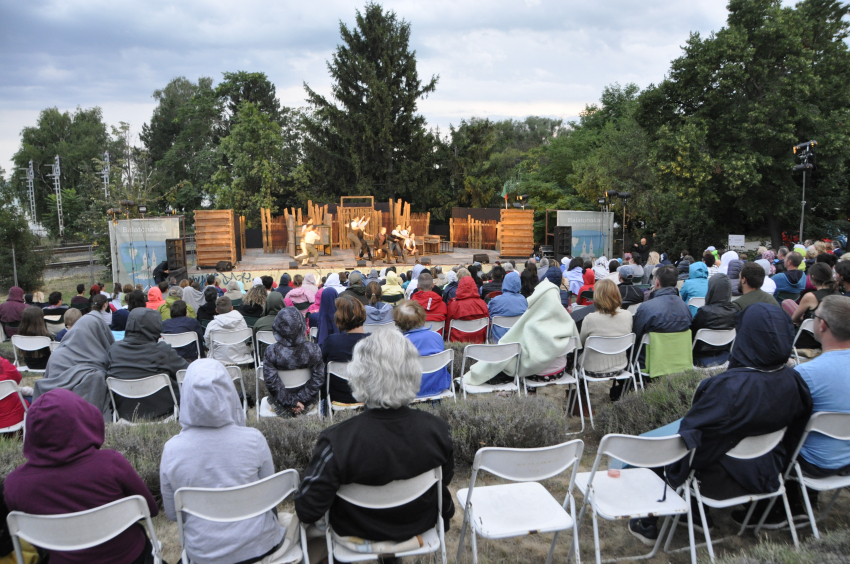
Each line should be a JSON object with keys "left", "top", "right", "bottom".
{"left": 465, "top": 279, "right": 580, "bottom": 386}
{"left": 644, "top": 330, "right": 693, "bottom": 378}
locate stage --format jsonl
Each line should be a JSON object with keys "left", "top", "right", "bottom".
{"left": 186, "top": 248, "right": 502, "bottom": 285}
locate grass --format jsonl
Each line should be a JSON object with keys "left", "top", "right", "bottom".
{"left": 0, "top": 271, "right": 113, "bottom": 304}
{"left": 718, "top": 530, "right": 850, "bottom": 563}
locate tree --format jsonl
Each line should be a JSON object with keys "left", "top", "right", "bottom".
{"left": 216, "top": 71, "right": 283, "bottom": 131}
{"left": 302, "top": 2, "right": 438, "bottom": 202}
{"left": 0, "top": 167, "right": 48, "bottom": 291}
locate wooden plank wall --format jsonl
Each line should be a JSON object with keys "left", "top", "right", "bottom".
{"left": 450, "top": 217, "right": 499, "bottom": 249}
{"left": 500, "top": 209, "right": 534, "bottom": 257}
{"left": 195, "top": 210, "right": 237, "bottom": 266}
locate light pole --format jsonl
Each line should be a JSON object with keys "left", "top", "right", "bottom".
{"left": 793, "top": 140, "right": 817, "bottom": 244}
{"left": 618, "top": 192, "right": 631, "bottom": 256}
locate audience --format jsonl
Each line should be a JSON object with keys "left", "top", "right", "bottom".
{"left": 182, "top": 280, "right": 206, "bottom": 312}
{"left": 579, "top": 279, "right": 633, "bottom": 401}
{"left": 16, "top": 307, "right": 52, "bottom": 370}
{"left": 395, "top": 300, "right": 452, "bottom": 398}
{"left": 91, "top": 294, "right": 112, "bottom": 326}
{"left": 159, "top": 287, "right": 196, "bottom": 320}
{"left": 0, "top": 287, "right": 27, "bottom": 337}
{"left": 487, "top": 272, "right": 527, "bottom": 342}
{"left": 382, "top": 270, "right": 405, "bottom": 301}
{"left": 253, "top": 291, "right": 285, "bottom": 335}
{"left": 632, "top": 265, "right": 692, "bottom": 359}
{"left": 204, "top": 297, "right": 253, "bottom": 365}
{"left": 539, "top": 258, "right": 564, "bottom": 289}
{"left": 411, "top": 272, "right": 448, "bottom": 336}
{"left": 446, "top": 277, "right": 489, "bottom": 343}
{"left": 321, "top": 297, "right": 370, "bottom": 406}
{"left": 771, "top": 251, "right": 806, "bottom": 298}
{"left": 111, "top": 289, "right": 145, "bottom": 331}
{"left": 836, "top": 261, "right": 850, "bottom": 296}
{"left": 617, "top": 266, "right": 644, "bottom": 308}
{"left": 146, "top": 286, "right": 166, "bottom": 312}
{"left": 481, "top": 265, "right": 504, "bottom": 297}
{"left": 315, "top": 288, "right": 340, "bottom": 346}
{"left": 576, "top": 268, "right": 596, "bottom": 305}
{"left": 565, "top": 258, "right": 584, "bottom": 296}
{"left": 691, "top": 274, "right": 737, "bottom": 367}
{"left": 54, "top": 307, "right": 82, "bottom": 342}
{"left": 519, "top": 266, "right": 537, "bottom": 299}
{"left": 287, "top": 273, "right": 318, "bottom": 306}
{"left": 0, "top": 349, "right": 25, "bottom": 432}
{"left": 342, "top": 272, "right": 370, "bottom": 305}
{"left": 680, "top": 261, "right": 709, "bottom": 317}
{"left": 262, "top": 308, "right": 324, "bottom": 417}
{"left": 275, "top": 273, "right": 293, "bottom": 299}
{"left": 733, "top": 263, "right": 779, "bottom": 312}
{"left": 364, "top": 282, "right": 393, "bottom": 324}
{"left": 70, "top": 284, "right": 89, "bottom": 308}
{"left": 441, "top": 270, "right": 460, "bottom": 303}
{"left": 295, "top": 331, "right": 454, "bottom": 551}
{"left": 223, "top": 280, "right": 243, "bottom": 302}
{"left": 238, "top": 284, "right": 267, "bottom": 318}
{"left": 197, "top": 286, "right": 219, "bottom": 321}
{"left": 162, "top": 300, "right": 205, "bottom": 361}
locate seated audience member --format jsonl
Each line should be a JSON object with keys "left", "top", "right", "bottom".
{"left": 487, "top": 272, "right": 527, "bottom": 342}
{"left": 110, "top": 283, "right": 124, "bottom": 310}
{"left": 182, "top": 280, "right": 205, "bottom": 313}
{"left": 382, "top": 270, "right": 405, "bottom": 300}
{"left": 111, "top": 289, "right": 145, "bottom": 331}
{"left": 836, "top": 261, "right": 850, "bottom": 296}
{"left": 16, "top": 307, "right": 52, "bottom": 370}
{"left": 253, "top": 291, "right": 285, "bottom": 335}
{"left": 262, "top": 308, "right": 324, "bottom": 417}
{"left": 787, "top": 263, "right": 841, "bottom": 350}
{"left": 223, "top": 280, "right": 243, "bottom": 302}
{"left": 629, "top": 255, "right": 645, "bottom": 280}
{"left": 204, "top": 297, "right": 253, "bottom": 365}
{"left": 441, "top": 270, "right": 460, "bottom": 303}
{"left": 162, "top": 300, "right": 205, "bottom": 361}
{"left": 55, "top": 307, "right": 82, "bottom": 342}
{"left": 314, "top": 288, "right": 339, "bottom": 346}
{"left": 565, "top": 257, "right": 585, "bottom": 296}
{"left": 756, "top": 259, "right": 777, "bottom": 294}
{"left": 676, "top": 259, "right": 691, "bottom": 285}
{"left": 632, "top": 265, "right": 692, "bottom": 355}
{"left": 733, "top": 263, "right": 780, "bottom": 312}
{"left": 295, "top": 331, "right": 454, "bottom": 550}
{"left": 4, "top": 389, "right": 159, "bottom": 564}
{"left": 580, "top": 279, "right": 633, "bottom": 400}
{"left": 0, "top": 350, "right": 25, "bottom": 431}
{"left": 34, "top": 312, "right": 115, "bottom": 419}
{"left": 771, "top": 251, "right": 806, "bottom": 298}
{"left": 91, "top": 294, "right": 112, "bottom": 326}
{"left": 342, "top": 272, "right": 370, "bottom": 305}
{"left": 145, "top": 286, "right": 165, "bottom": 312}
{"left": 605, "top": 259, "right": 622, "bottom": 284}
{"left": 411, "top": 272, "right": 448, "bottom": 335}
{"left": 197, "top": 286, "right": 219, "bottom": 321}
{"left": 106, "top": 308, "right": 188, "bottom": 420}
{"left": 691, "top": 274, "right": 737, "bottom": 367}
{"left": 628, "top": 304, "right": 812, "bottom": 542}
{"left": 275, "top": 273, "right": 293, "bottom": 299}
{"left": 288, "top": 273, "right": 318, "bottom": 307}
{"left": 261, "top": 276, "right": 275, "bottom": 293}
{"left": 161, "top": 360, "right": 289, "bottom": 563}
{"left": 680, "top": 261, "right": 709, "bottom": 316}
{"left": 321, "top": 297, "right": 370, "bottom": 405}
{"left": 364, "top": 282, "right": 394, "bottom": 324}
{"left": 539, "top": 259, "right": 564, "bottom": 289}
{"left": 27, "top": 292, "right": 45, "bottom": 310}
{"left": 0, "top": 286, "right": 27, "bottom": 337}
{"left": 403, "top": 265, "right": 426, "bottom": 299}
{"left": 576, "top": 268, "right": 596, "bottom": 305}
{"left": 593, "top": 257, "right": 610, "bottom": 281}
{"left": 481, "top": 265, "right": 505, "bottom": 298}
{"left": 718, "top": 251, "right": 738, "bottom": 275}
{"left": 159, "top": 286, "right": 196, "bottom": 321}
{"left": 703, "top": 252, "right": 719, "bottom": 277}
{"left": 520, "top": 266, "right": 538, "bottom": 299}
{"left": 70, "top": 284, "right": 89, "bottom": 307}
{"left": 433, "top": 265, "right": 447, "bottom": 287}
{"left": 41, "top": 291, "right": 68, "bottom": 317}
{"left": 395, "top": 300, "right": 452, "bottom": 398}
{"left": 617, "top": 266, "right": 645, "bottom": 309}
{"left": 238, "top": 284, "right": 267, "bottom": 318}
{"left": 205, "top": 274, "right": 222, "bottom": 297}
{"left": 446, "top": 277, "right": 489, "bottom": 343}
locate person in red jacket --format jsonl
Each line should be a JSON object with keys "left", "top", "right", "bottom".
{"left": 411, "top": 271, "right": 448, "bottom": 336}
{"left": 0, "top": 351, "right": 25, "bottom": 431}
{"left": 446, "top": 276, "right": 490, "bottom": 343}
{"left": 577, "top": 269, "right": 596, "bottom": 305}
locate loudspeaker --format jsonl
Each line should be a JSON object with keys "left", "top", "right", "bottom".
{"left": 215, "top": 261, "right": 233, "bottom": 272}
{"left": 356, "top": 260, "right": 367, "bottom": 267}
{"left": 166, "top": 238, "right": 187, "bottom": 269}
{"left": 555, "top": 226, "right": 573, "bottom": 263}
{"left": 419, "top": 257, "right": 431, "bottom": 265}
{"left": 472, "top": 253, "right": 489, "bottom": 264}
{"left": 289, "top": 261, "right": 300, "bottom": 269}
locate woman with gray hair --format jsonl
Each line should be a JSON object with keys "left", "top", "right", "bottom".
{"left": 295, "top": 330, "right": 455, "bottom": 553}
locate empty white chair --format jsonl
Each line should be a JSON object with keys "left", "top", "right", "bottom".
{"left": 7, "top": 495, "right": 162, "bottom": 564}
{"left": 364, "top": 322, "right": 398, "bottom": 336}
{"left": 0, "top": 380, "right": 28, "bottom": 435}
{"left": 325, "top": 467, "right": 447, "bottom": 564}
{"left": 488, "top": 315, "right": 521, "bottom": 343}
{"left": 10, "top": 335, "right": 52, "bottom": 373}
{"left": 687, "top": 297, "right": 706, "bottom": 309}
{"left": 161, "top": 332, "right": 201, "bottom": 359}
{"left": 413, "top": 349, "right": 455, "bottom": 403}
{"left": 456, "top": 440, "right": 585, "bottom": 564}
{"left": 174, "top": 469, "right": 308, "bottom": 564}
{"left": 258, "top": 368, "right": 316, "bottom": 419}
{"left": 457, "top": 343, "right": 522, "bottom": 399}
{"left": 447, "top": 318, "right": 489, "bottom": 343}
{"left": 792, "top": 318, "right": 815, "bottom": 364}
{"left": 106, "top": 374, "right": 179, "bottom": 424}
{"left": 578, "top": 334, "right": 637, "bottom": 429}
{"left": 574, "top": 434, "right": 697, "bottom": 564}
{"left": 208, "top": 328, "right": 254, "bottom": 367}
{"left": 326, "top": 361, "right": 361, "bottom": 421}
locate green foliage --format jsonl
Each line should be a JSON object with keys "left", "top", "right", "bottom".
{"left": 0, "top": 167, "right": 49, "bottom": 291}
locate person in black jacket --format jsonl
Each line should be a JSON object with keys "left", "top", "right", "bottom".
{"left": 162, "top": 300, "right": 205, "bottom": 361}
{"left": 197, "top": 286, "right": 219, "bottom": 321}
{"left": 691, "top": 274, "right": 737, "bottom": 366}
{"left": 295, "top": 330, "right": 454, "bottom": 550}
{"left": 616, "top": 265, "right": 644, "bottom": 308}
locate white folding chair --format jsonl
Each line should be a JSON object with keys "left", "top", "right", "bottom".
{"left": 523, "top": 337, "right": 585, "bottom": 433}
{"left": 364, "top": 322, "right": 398, "bottom": 336}
{"left": 254, "top": 330, "right": 277, "bottom": 420}
{"left": 627, "top": 303, "right": 641, "bottom": 314}
{"left": 667, "top": 428, "right": 798, "bottom": 562}
{"left": 574, "top": 434, "right": 697, "bottom": 564}
{"left": 457, "top": 343, "right": 522, "bottom": 398}
{"left": 176, "top": 364, "right": 247, "bottom": 416}
{"left": 309, "top": 326, "right": 318, "bottom": 342}
{"left": 325, "top": 467, "right": 447, "bottom": 564}
{"left": 456, "top": 440, "right": 585, "bottom": 564}
{"left": 792, "top": 318, "right": 815, "bottom": 364}
{"left": 426, "top": 320, "right": 445, "bottom": 335}
{"left": 0, "top": 380, "right": 28, "bottom": 435}
{"left": 762, "top": 412, "right": 850, "bottom": 540}
{"left": 161, "top": 332, "right": 201, "bottom": 359}
{"left": 209, "top": 328, "right": 254, "bottom": 368}
{"left": 447, "top": 318, "right": 490, "bottom": 343}
{"left": 7, "top": 495, "right": 162, "bottom": 564}
{"left": 413, "top": 349, "right": 455, "bottom": 403}
{"left": 10, "top": 335, "right": 52, "bottom": 373}
{"left": 691, "top": 328, "right": 736, "bottom": 368}
{"left": 489, "top": 315, "right": 521, "bottom": 343}
{"left": 578, "top": 334, "right": 637, "bottom": 429}
{"left": 174, "top": 469, "right": 308, "bottom": 564}
{"left": 326, "top": 361, "right": 361, "bottom": 421}
{"left": 49, "top": 341, "right": 60, "bottom": 352}
{"left": 106, "top": 374, "right": 179, "bottom": 424}
{"left": 687, "top": 297, "right": 706, "bottom": 309}
{"left": 258, "top": 368, "right": 317, "bottom": 418}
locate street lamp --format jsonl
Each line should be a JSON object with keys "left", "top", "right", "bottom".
{"left": 618, "top": 192, "right": 631, "bottom": 255}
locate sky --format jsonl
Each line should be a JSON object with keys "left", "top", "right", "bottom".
{"left": 0, "top": 0, "right": 734, "bottom": 179}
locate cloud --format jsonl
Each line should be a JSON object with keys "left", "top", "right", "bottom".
{"left": 0, "top": 0, "right": 732, "bottom": 176}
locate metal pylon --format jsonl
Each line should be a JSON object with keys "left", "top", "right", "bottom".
{"left": 102, "top": 151, "right": 110, "bottom": 199}
{"left": 19, "top": 160, "right": 36, "bottom": 222}
{"left": 46, "top": 155, "right": 64, "bottom": 236}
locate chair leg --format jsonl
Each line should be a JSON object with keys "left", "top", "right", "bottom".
{"left": 546, "top": 530, "right": 560, "bottom": 564}
{"left": 779, "top": 488, "right": 801, "bottom": 547}
{"left": 691, "top": 484, "right": 714, "bottom": 562}
{"left": 470, "top": 527, "right": 478, "bottom": 564}
{"left": 664, "top": 514, "right": 681, "bottom": 552}
{"left": 456, "top": 509, "right": 470, "bottom": 564}
{"left": 568, "top": 503, "right": 588, "bottom": 564}
{"left": 795, "top": 466, "right": 820, "bottom": 539}
{"left": 820, "top": 488, "right": 843, "bottom": 521}
{"left": 583, "top": 377, "right": 595, "bottom": 430}
{"left": 591, "top": 510, "right": 602, "bottom": 564}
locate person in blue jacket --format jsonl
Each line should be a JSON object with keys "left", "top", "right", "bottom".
{"left": 487, "top": 272, "right": 528, "bottom": 342}
{"left": 394, "top": 300, "right": 451, "bottom": 398}
{"left": 680, "top": 261, "right": 709, "bottom": 317}
{"left": 771, "top": 251, "right": 807, "bottom": 298}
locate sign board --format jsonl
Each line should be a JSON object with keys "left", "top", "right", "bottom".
{"left": 728, "top": 235, "right": 746, "bottom": 248}
{"left": 556, "top": 211, "right": 615, "bottom": 260}
{"left": 108, "top": 218, "right": 182, "bottom": 288}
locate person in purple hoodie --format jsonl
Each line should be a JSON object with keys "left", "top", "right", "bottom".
{"left": 4, "top": 389, "right": 162, "bottom": 564}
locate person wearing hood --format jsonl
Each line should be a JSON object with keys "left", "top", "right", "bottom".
{"left": 4, "top": 389, "right": 160, "bottom": 564}
{"left": 263, "top": 308, "right": 324, "bottom": 417}
{"left": 159, "top": 286, "right": 196, "bottom": 321}
{"left": 755, "top": 259, "right": 777, "bottom": 294}
{"left": 718, "top": 250, "right": 738, "bottom": 275}
{"left": 726, "top": 258, "right": 745, "bottom": 296}
{"left": 410, "top": 272, "right": 448, "bottom": 335}
{"left": 565, "top": 258, "right": 584, "bottom": 296}
{"left": 315, "top": 288, "right": 340, "bottom": 346}
{"left": 446, "top": 277, "right": 489, "bottom": 343}
{"left": 536, "top": 258, "right": 551, "bottom": 282}
{"left": 659, "top": 252, "right": 673, "bottom": 266}
{"left": 287, "top": 273, "right": 318, "bottom": 306}
{"left": 629, "top": 304, "right": 812, "bottom": 542}
{"left": 395, "top": 300, "right": 451, "bottom": 397}
{"left": 323, "top": 273, "right": 346, "bottom": 296}
{"left": 0, "top": 286, "right": 27, "bottom": 337}
{"left": 592, "top": 257, "right": 610, "bottom": 281}
{"left": 771, "top": 251, "right": 807, "bottom": 298}
{"left": 106, "top": 308, "right": 187, "bottom": 420}
{"left": 487, "top": 272, "right": 527, "bottom": 342}
{"left": 441, "top": 271, "right": 459, "bottom": 304}
{"left": 691, "top": 274, "right": 737, "bottom": 366}
{"left": 253, "top": 290, "right": 285, "bottom": 337}
{"left": 275, "top": 273, "right": 293, "bottom": 299}
{"left": 577, "top": 269, "right": 596, "bottom": 305}
{"left": 617, "top": 265, "right": 645, "bottom": 308}
{"left": 404, "top": 264, "right": 427, "bottom": 299}
{"left": 203, "top": 297, "right": 253, "bottom": 365}
{"left": 632, "top": 265, "right": 692, "bottom": 354}
{"left": 182, "top": 280, "right": 206, "bottom": 313}
{"left": 365, "top": 269, "right": 380, "bottom": 285}
{"left": 434, "top": 265, "right": 447, "bottom": 287}
{"left": 144, "top": 286, "right": 165, "bottom": 312}
{"left": 540, "top": 258, "right": 564, "bottom": 289}
{"left": 222, "top": 280, "right": 243, "bottom": 303}
{"left": 321, "top": 297, "right": 370, "bottom": 406}
{"left": 341, "top": 272, "right": 370, "bottom": 305}
{"left": 364, "top": 282, "right": 394, "bottom": 325}
{"left": 680, "top": 261, "right": 709, "bottom": 316}
{"left": 676, "top": 259, "right": 691, "bottom": 284}
{"left": 162, "top": 300, "right": 205, "bottom": 361}
{"left": 196, "top": 286, "right": 219, "bottom": 322}
{"left": 382, "top": 270, "right": 405, "bottom": 299}
{"left": 160, "top": 360, "right": 290, "bottom": 564}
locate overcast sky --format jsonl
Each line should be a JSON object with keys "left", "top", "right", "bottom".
{"left": 0, "top": 0, "right": 735, "bottom": 178}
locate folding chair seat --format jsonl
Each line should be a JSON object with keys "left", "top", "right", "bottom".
{"left": 326, "top": 361, "right": 361, "bottom": 421}
{"left": 457, "top": 343, "right": 522, "bottom": 398}
{"left": 456, "top": 440, "right": 584, "bottom": 564}
{"left": 10, "top": 335, "right": 52, "bottom": 373}
{"left": 488, "top": 315, "right": 520, "bottom": 343}
{"left": 574, "top": 434, "right": 697, "bottom": 564}
{"left": 107, "top": 374, "right": 179, "bottom": 424}
{"left": 578, "top": 334, "right": 636, "bottom": 429}
{"left": 0, "top": 380, "right": 28, "bottom": 435}
{"left": 161, "top": 332, "right": 201, "bottom": 359}
{"left": 792, "top": 319, "right": 815, "bottom": 364}
{"left": 412, "top": 349, "right": 455, "bottom": 403}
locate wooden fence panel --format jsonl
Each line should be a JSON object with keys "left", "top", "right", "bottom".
{"left": 500, "top": 209, "right": 534, "bottom": 257}
{"left": 195, "top": 210, "right": 237, "bottom": 266}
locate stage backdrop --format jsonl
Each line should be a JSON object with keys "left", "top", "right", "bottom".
{"left": 109, "top": 218, "right": 181, "bottom": 288}
{"left": 556, "top": 211, "right": 614, "bottom": 261}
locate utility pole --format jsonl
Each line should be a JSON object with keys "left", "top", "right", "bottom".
{"left": 793, "top": 141, "right": 817, "bottom": 244}
{"left": 45, "top": 155, "right": 64, "bottom": 237}
{"left": 19, "top": 160, "right": 36, "bottom": 223}
{"left": 102, "top": 151, "right": 110, "bottom": 199}
{"left": 11, "top": 243, "right": 18, "bottom": 287}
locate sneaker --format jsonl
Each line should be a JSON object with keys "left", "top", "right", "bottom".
{"left": 628, "top": 518, "right": 659, "bottom": 547}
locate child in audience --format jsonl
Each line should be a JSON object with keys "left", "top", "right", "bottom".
{"left": 54, "top": 307, "right": 82, "bottom": 342}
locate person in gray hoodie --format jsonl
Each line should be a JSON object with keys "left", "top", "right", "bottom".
{"left": 203, "top": 296, "right": 253, "bottom": 365}
{"left": 160, "top": 360, "right": 295, "bottom": 564}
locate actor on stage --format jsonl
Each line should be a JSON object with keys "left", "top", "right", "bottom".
{"left": 294, "top": 221, "right": 321, "bottom": 265}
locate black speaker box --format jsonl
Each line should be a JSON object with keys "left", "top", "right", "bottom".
{"left": 356, "top": 260, "right": 367, "bottom": 267}
{"left": 215, "top": 261, "right": 233, "bottom": 272}
{"left": 419, "top": 257, "right": 431, "bottom": 265}
{"left": 166, "top": 238, "right": 187, "bottom": 269}
{"left": 289, "top": 261, "right": 300, "bottom": 269}
{"left": 472, "top": 253, "right": 489, "bottom": 264}
{"left": 555, "top": 226, "right": 573, "bottom": 263}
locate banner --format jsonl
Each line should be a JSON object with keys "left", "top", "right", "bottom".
{"left": 108, "top": 218, "right": 181, "bottom": 288}
{"left": 556, "top": 211, "right": 615, "bottom": 261}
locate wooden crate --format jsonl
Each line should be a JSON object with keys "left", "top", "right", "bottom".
{"left": 195, "top": 210, "right": 237, "bottom": 266}
{"left": 500, "top": 209, "right": 534, "bottom": 257}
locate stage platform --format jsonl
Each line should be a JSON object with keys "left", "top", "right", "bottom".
{"left": 186, "top": 248, "right": 502, "bottom": 285}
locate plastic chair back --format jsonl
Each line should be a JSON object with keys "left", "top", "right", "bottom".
{"left": 692, "top": 328, "right": 736, "bottom": 349}
{"left": 176, "top": 370, "right": 187, "bottom": 389}
{"left": 162, "top": 332, "right": 201, "bottom": 358}
{"left": 255, "top": 331, "right": 276, "bottom": 346}
{"left": 11, "top": 335, "right": 51, "bottom": 353}
{"left": 419, "top": 350, "right": 453, "bottom": 374}
{"left": 174, "top": 470, "right": 299, "bottom": 523}
{"left": 427, "top": 321, "right": 444, "bottom": 334}
{"left": 464, "top": 342, "right": 521, "bottom": 364}
{"left": 107, "top": 373, "right": 173, "bottom": 399}
{"left": 598, "top": 434, "right": 691, "bottom": 468}
{"left": 490, "top": 315, "right": 520, "bottom": 341}
{"left": 687, "top": 297, "right": 706, "bottom": 309}
{"left": 726, "top": 428, "right": 786, "bottom": 460}
{"left": 276, "top": 368, "right": 311, "bottom": 388}
{"left": 450, "top": 318, "right": 489, "bottom": 337}
{"left": 365, "top": 322, "right": 397, "bottom": 335}
{"left": 210, "top": 328, "right": 253, "bottom": 345}
{"left": 805, "top": 411, "right": 850, "bottom": 440}
{"left": 336, "top": 468, "right": 441, "bottom": 509}
{"left": 243, "top": 316, "right": 260, "bottom": 328}
{"left": 0, "top": 380, "right": 28, "bottom": 418}
{"left": 327, "top": 361, "right": 349, "bottom": 381}
{"left": 583, "top": 334, "right": 635, "bottom": 356}
{"left": 473, "top": 440, "right": 584, "bottom": 482}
